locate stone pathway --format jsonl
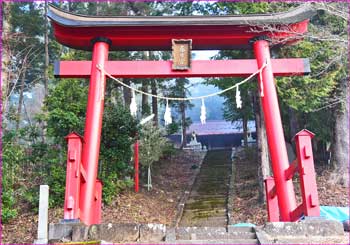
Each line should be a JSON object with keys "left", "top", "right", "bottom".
{"left": 179, "top": 150, "right": 232, "bottom": 227}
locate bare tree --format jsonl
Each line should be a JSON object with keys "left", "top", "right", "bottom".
{"left": 16, "top": 55, "right": 28, "bottom": 132}
{"left": 2, "top": 32, "right": 43, "bottom": 124}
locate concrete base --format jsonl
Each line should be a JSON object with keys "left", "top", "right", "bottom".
{"left": 48, "top": 222, "right": 81, "bottom": 242}
{"left": 140, "top": 223, "right": 166, "bottom": 242}
{"left": 176, "top": 226, "right": 256, "bottom": 240}
{"left": 260, "top": 219, "right": 344, "bottom": 237}
{"left": 48, "top": 219, "right": 347, "bottom": 243}
{"left": 48, "top": 222, "right": 166, "bottom": 243}
{"left": 255, "top": 219, "right": 346, "bottom": 244}
{"left": 33, "top": 239, "right": 48, "bottom": 244}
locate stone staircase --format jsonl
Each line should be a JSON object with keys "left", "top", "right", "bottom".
{"left": 171, "top": 150, "right": 261, "bottom": 244}
{"left": 166, "top": 226, "right": 259, "bottom": 244}
{"left": 179, "top": 150, "right": 232, "bottom": 227}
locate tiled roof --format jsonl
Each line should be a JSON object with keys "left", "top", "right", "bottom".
{"left": 176, "top": 120, "right": 256, "bottom": 136}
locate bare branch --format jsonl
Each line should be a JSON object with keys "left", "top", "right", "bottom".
{"left": 314, "top": 2, "right": 349, "bottom": 21}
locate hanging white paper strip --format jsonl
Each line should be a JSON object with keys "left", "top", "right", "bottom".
{"left": 200, "top": 98, "right": 206, "bottom": 125}
{"left": 130, "top": 90, "right": 137, "bottom": 117}
{"left": 164, "top": 100, "right": 172, "bottom": 125}
{"left": 236, "top": 85, "right": 242, "bottom": 109}
{"left": 259, "top": 69, "right": 264, "bottom": 97}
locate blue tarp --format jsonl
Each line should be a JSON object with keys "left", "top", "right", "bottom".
{"left": 232, "top": 223, "right": 256, "bottom": 227}
{"left": 320, "top": 206, "right": 349, "bottom": 222}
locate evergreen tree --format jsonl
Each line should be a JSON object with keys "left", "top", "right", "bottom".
{"left": 167, "top": 78, "right": 194, "bottom": 148}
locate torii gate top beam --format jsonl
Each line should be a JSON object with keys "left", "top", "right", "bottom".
{"left": 48, "top": 4, "right": 317, "bottom": 51}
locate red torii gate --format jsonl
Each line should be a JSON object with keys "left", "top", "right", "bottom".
{"left": 48, "top": 4, "right": 320, "bottom": 225}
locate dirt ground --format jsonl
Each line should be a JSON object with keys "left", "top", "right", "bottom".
{"left": 101, "top": 150, "right": 205, "bottom": 225}
{"left": 2, "top": 148, "right": 349, "bottom": 244}
{"left": 230, "top": 147, "right": 349, "bottom": 225}
{"left": 1, "top": 150, "right": 204, "bottom": 244}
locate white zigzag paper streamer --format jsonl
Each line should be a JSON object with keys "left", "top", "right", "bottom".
{"left": 200, "top": 98, "right": 206, "bottom": 125}
{"left": 236, "top": 85, "right": 242, "bottom": 109}
{"left": 164, "top": 100, "right": 172, "bottom": 125}
{"left": 130, "top": 90, "right": 137, "bottom": 117}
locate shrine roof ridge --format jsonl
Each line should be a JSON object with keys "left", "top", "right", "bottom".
{"left": 48, "top": 3, "right": 317, "bottom": 27}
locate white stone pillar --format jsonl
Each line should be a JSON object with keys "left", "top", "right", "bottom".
{"left": 34, "top": 185, "right": 49, "bottom": 244}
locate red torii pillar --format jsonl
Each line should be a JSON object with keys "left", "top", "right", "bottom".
{"left": 253, "top": 38, "right": 297, "bottom": 221}
{"left": 79, "top": 39, "right": 110, "bottom": 225}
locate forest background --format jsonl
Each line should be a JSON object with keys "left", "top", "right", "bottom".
{"left": 1, "top": 1, "right": 349, "bottom": 224}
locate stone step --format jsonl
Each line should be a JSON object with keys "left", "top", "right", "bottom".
{"left": 198, "top": 167, "right": 231, "bottom": 172}
{"left": 190, "top": 189, "right": 227, "bottom": 196}
{"left": 227, "top": 226, "right": 255, "bottom": 233}
{"left": 176, "top": 226, "right": 256, "bottom": 240}
{"left": 196, "top": 173, "right": 230, "bottom": 178}
{"left": 200, "top": 163, "right": 231, "bottom": 167}
{"left": 184, "top": 205, "right": 226, "bottom": 211}
{"left": 197, "top": 168, "right": 229, "bottom": 171}
{"left": 200, "top": 164, "right": 232, "bottom": 167}
{"left": 192, "top": 183, "right": 228, "bottom": 190}
{"left": 185, "top": 198, "right": 226, "bottom": 209}
{"left": 181, "top": 208, "right": 227, "bottom": 217}
{"left": 193, "top": 183, "right": 228, "bottom": 187}
{"left": 194, "top": 176, "right": 230, "bottom": 181}
{"left": 179, "top": 216, "right": 228, "bottom": 227}
{"left": 168, "top": 239, "right": 259, "bottom": 244}
{"left": 193, "top": 182, "right": 229, "bottom": 187}
{"left": 188, "top": 194, "right": 227, "bottom": 199}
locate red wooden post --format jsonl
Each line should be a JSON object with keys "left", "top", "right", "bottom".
{"left": 265, "top": 177, "right": 280, "bottom": 222}
{"left": 64, "top": 132, "right": 83, "bottom": 220}
{"left": 79, "top": 39, "right": 110, "bottom": 225}
{"left": 91, "top": 179, "right": 103, "bottom": 224}
{"left": 294, "top": 129, "right": 320, "bottom": 217}
{"left": 134, "top": 140, "right": 139, "bottom": 193}
{"left": 253, "top": 39, "right": 297, "bottom": 221}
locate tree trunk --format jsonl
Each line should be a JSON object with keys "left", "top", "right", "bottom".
{"left": 123, "top": 79, "right": 131, "bottom": 107}
{"left": 44, "top": 0, "right": 49, "bottom": 97}
{"left": 330, "top": 79, "right": 349, "bottom": 187}
{"left": 254, "top": 92, "right": 271, "bottom": 204}
{"left": 96, "top": 3, "right": 102, "bottom": 15}
{"left": 151, "top": 80, "right": 158, "bottom": 126}
{"left": 180, "top": 101, "right": 186, "bottom": 149}
{"left": 2, "top": 1, "right": 11, "bottom": 114}
{"left": 288, "top": 106, "right": 299, "bottom": 141}
{"left": 141, "top": 82, "right": 149, "bottom": 116}
{"left": 243, "top": 115, "right": 248, "bottom": 146}
{"left": 16, "top": 62, "right": 27, "bottom": 132}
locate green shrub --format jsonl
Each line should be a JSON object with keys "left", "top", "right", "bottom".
{"left": 162, "top": 141, "right": 177, "bottom": 157}
{"left": 1, "top": 206, "right": 18, "bottom": 223}
{"left": 2, "top": 130, "right": 25, "bottom": 223}
{"left": 45, "top": 80, "right": 138, "bottom": 206}
{"left": 139, "top": 123, "right": 168, "bottom": 168}
{"left": 102, "top": 173, "right": 133, "bottom": 205}
{"left": 99, "top": 103, "right": 137, "bottom": 203}
{"left": 47, "top": 163, "right": 66, "bottom": 208}
{"left": 166, "top": 121, "right": 180, "bottom": 135}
